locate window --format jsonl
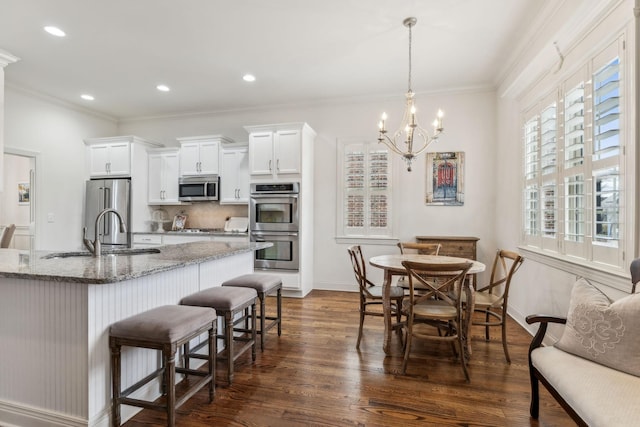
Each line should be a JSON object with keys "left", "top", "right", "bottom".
{"left": 338, "top": 141, "right": 392, "bottom": 238}
{"left": 521, "top": 38, "right": 626, "bottom": 269}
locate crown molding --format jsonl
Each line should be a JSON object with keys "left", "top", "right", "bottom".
{"left": 0, "top": 49, "right": 19, "bottom": 68}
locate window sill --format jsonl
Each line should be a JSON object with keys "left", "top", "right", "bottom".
{"left": 336, "top": 236, "right": 398, "bottom": 246}
{"left": 518, "top": 245, "right": 632, "bottom": 293}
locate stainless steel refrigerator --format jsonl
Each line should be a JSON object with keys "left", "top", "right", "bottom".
{"left": 84, "top": 178, "right": 131, "bottom": 248}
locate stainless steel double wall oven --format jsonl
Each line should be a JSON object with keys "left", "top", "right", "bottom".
{"left": 250, "top": 182, "right": 300, "bottom": 271}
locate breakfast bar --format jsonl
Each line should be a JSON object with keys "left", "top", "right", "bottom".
{"left": 0, "top": 241, "right": 268, "bottom": 427}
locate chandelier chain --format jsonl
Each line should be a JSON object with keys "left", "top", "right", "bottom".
{"left": 408, "top": 22, "right": 412, "bottom": 93}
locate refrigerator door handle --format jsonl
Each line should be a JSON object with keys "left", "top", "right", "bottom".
{"left": 103, "top": 187, "right": 111, "bottom": 237}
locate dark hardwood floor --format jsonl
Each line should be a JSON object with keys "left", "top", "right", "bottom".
{"left": 124, "top": 290, "right": 575, "bottom": 426}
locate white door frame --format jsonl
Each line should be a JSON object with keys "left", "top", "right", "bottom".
{"left": 4, "top": 146, "right": 40, "bottom": 249}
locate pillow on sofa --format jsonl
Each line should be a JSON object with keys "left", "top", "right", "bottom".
{"left": 555, "top": 278, "right": 640, "bottom": 377}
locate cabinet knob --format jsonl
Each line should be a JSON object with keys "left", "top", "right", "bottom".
{"left": 268, "top": 160, "right": 272, "bottom": 171}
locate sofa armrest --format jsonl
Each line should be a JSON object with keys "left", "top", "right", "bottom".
{"left": 526, "top": 314, "right": 566, "bottom": 354}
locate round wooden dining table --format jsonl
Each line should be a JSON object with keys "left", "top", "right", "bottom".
{"left": 369, "top": 254, "right": 485, "bottom": 355}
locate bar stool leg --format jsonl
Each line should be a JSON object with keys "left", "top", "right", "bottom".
{"left": 259, "top": 292, "right": 266, "bottom": 351}
{"left": 225, "top": 311, "right": 234, "bottom": 384}
{"left": 208, "top": 326, "right": 216, "bottom": 402}
{"left": 164, "top": 347, "right": 176, "bottom": 426}
{"left": 277, "top": 288, "right": 282, "bottom": 336}
{"left": 251, "top": 302, "right": 257, "bottom": 361}
{"left": 110, "top": 342, "right": 121, "bottom": 427}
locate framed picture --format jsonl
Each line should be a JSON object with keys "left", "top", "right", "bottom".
{"left": 172, "top": 214, "right": 187, "bottom": 231}
{"left": 18, "top": 182, "right": 30, "bottom": 205}
{"left": 425, "top": 152, "right": 465, "bottom": 206}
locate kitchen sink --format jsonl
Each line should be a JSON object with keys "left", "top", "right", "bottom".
{"left": 41, "top": 248, "right": 161, "bottom": 259}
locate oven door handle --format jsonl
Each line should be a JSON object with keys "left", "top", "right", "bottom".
{"left": 249, "top": 194, "right": 298, "bottom": 199}
{"left": 252, "top": 232, "right": 299, "bottom": 238}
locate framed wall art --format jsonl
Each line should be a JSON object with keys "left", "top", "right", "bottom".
{"left": 425, "top": 152, "right": 464, "bottom": 206}
{"left": 18, "top": 182, "right": 30, "bottom": 205}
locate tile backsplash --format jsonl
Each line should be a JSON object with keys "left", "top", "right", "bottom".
{"left": 147, "top": 204, "right": 248, "bottom": 231}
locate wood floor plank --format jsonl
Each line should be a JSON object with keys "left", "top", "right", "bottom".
{"left": 123, "top": 290, "right": 575, "bottom": 426}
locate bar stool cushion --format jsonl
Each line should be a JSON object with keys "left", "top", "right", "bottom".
{"left": 222, "top": 274, "right": 282, "bottom": 293}
{"left": 181, "top": 286, "right": 257, "bottom": 311}
{"left": 110, "top": 305, "right": 216, "bottom": 343}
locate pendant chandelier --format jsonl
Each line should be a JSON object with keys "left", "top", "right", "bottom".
{"left": 377, "top": 17, "right": 444, "bottom": 172}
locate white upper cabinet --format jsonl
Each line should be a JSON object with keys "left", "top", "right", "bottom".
{"left": 87, "top": 141, "right": 131, "bottom": 177}
{"left": 148, "top": 148, "right": 180, "bottom": 204}
{"left": 220, "top": 145, "right": 249, "bottom": 204}
{"left": 177, "top": 135, "right": 233, "bottom": 176}
{"left": 85, "top": 136, "right": 161, "bottom": 179}
{"left": 274, "top": 129, "right": 302, "bottom": 174}
{"left": 245, "top": 124, "right": 314, "bottom": 179}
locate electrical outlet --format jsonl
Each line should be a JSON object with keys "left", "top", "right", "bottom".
{"left": 47, "top": 213, "right": 55, "bottom": 223}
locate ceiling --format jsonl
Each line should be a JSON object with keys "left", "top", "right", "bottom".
{"left": 0, "top": 0, "right": 540, "bottom": 120}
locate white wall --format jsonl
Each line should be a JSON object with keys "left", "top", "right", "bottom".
{"left": 4, "top": 87, "right": 117, "bottom": 250}
{"left": 119, "top": 89, "right": 498, "bottom": 290}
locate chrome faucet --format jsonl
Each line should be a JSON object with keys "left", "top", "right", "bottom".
{"left": 83, "top": 208, "right": 127, "bottom": 257}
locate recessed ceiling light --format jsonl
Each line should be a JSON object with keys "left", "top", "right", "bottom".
{"left": 81, "top": 94, "right": 95, "bottom": 101}
{"left": 44, "top": 26, "right": 66, "bottom": 37}
{"left": 243, "top": 74, "right": 256, "bottom": 82}
{"left": 156, "top": 84, "right": 170, "bottom": 92}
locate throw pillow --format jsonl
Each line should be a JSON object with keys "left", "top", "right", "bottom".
{"left": 555, "top": 278, "right": 640, "bottom": 377}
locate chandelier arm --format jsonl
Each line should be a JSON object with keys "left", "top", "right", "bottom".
{"left": 379, "top": 135, "right": 411, "bottom": 156}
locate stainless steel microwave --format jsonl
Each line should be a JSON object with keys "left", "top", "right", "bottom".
{"left": 178, "top": 175, "right": 219, "bottom": 201}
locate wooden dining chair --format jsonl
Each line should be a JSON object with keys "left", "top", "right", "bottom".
{"left": 631, "top": 258, "right": 640, "bottom": 293}
{"left": 396, "top": 242, "right": 442, "bottom": 292}
{"left": 397, "top": 242, "right": 442, "bottom": 255}
{"left": 0, "top": 224, "right": 16, "bottom": 248}
{"left": 347, "top": 245, "right": 404, "bottom": 349}
{"left": 471, "top": 249, "right": 524, "bottom": 363}
{"left": 401, "top": 260, "right": 473, "bottom": 381}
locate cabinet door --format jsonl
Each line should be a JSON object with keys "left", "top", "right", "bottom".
{"left": 220, "top": 149, "right": 239, "bottom": 203}
{"left": 249, "top": 132, "right": 274, "bottom": 175}
{"left": 198, "top": 141, "right": 220, "bottom": 175}
{"left": 107, "top": 142, "right": 131, "bottom": 176}
{"left": 220, "top": 148, "right": 249, "bottom": 204}
{"left": 148, "top": 154, "right": 164, "bottom": 203}
{"left": 180, "top": 143, "right": 201, "bottom": 175}
{"left": 274, "top": 129, "right": 301, "bottom": 174}
{"left": 89, "top": 144, "right": 110, "bottom": 177}
{"left": 235, "top": 148, "right": 249, "bottom": 202}
{"left": 162, "top": 152, "right": 180, "bottom": 202}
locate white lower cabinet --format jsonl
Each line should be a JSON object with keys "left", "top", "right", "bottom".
{"left": 132, "top": 234, "right": 162, "bottom": 248}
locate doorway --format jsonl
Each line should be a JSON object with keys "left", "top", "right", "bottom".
{"left": 1, "top": 149, "right": 38, "bottom": 250}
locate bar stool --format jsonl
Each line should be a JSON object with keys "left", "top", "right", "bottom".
{"left": 222, "top": 273, "right": 282, "bottom": 351}
{"left": 180, "top": 286, "right": 257, "bottom": 385}
{"left": 109, "top": 305, "right": 216, "bottom": 427}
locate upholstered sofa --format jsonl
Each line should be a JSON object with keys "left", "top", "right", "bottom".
{"left": 526, "top": 276, "right": 640, "bottom": 427}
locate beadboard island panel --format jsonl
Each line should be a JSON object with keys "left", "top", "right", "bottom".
{"left": 0, "top": 242, "right": 263, "bottom": 427}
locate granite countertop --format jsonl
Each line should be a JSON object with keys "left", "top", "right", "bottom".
{"left": 0, "top": 241, "right": 269, "bottom": 284}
